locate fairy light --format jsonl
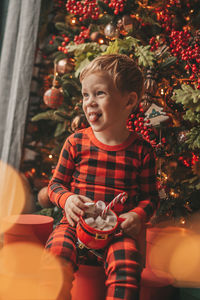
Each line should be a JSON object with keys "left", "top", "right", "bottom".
{"left": 180, "top": 217, "right": 186, "bottom": 225}
{"left": 70, "top": 17, "right": 77, "bottom": 25}
{"left": 98, "top": 38, "right": 105, "bottom": 44}
{"left": 170, "top": 189, "right": 179, "bottom": 198}
{"left": 162, "top": 172, "right": 168, "bottom": 181}
{"left": 49, "top": 154, "right": 53, "bottom": 159}
{"left": 160, "top": 88, "right": 164, "bottom": 95}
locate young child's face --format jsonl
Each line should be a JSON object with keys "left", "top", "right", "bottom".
{"left": 81, "top": 71, "right": 134, "bottom": 138}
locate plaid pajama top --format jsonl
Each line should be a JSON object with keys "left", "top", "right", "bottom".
{"left": 48, "top": 127, "right": 159, "bottom": 223}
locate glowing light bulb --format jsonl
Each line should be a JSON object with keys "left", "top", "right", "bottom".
{"left": 98, "top": 38, "right": 105, "bottom": 44}
{"left": 180, "top": 218, "right": 186, "bottom": 225}
{"left": 70, "top": 17, "right": 77, "bottom": 25}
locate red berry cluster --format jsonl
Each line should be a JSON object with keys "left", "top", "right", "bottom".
{"left": 152, "top": 0, "right": 200, "bottom": 89}
{"left": 49, "top": 35, "right": 57, "bottom": 45}
{"left": 170, "top": 30, "right": 200, "bottom": 88}
{"left": 74, "top": 27, "right": 90, "bottom": 44}
{"left": 104, "top": 0, "right": 126, "bottom": 15}
{"left": 154, "top": 7, "right": 175, "bottom": 33}
{"left": 170, "top": 29, "right": 191, "bottom": 57}
{"left": 66, "top": 0, "right": 100, "bottom": 21}
{"left": 149, "top": 36, "right": 160, "bottom": 51}
{"left": 127, "top": 104, "right": 161, "bottom": 148}
{"left": 179, "top": 153, "right": 199, "bottom": 167}
{"left": 58, "top": 35, "right": 70, "bottom": 54}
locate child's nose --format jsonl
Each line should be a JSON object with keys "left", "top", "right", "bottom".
{"left": 88, "top": 96, "right": 97, "bottom": 107}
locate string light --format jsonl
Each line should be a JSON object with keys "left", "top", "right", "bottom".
{"left": 70, "top": 17, "right": 78, "bottom": 25}
{"left": 160, "top": 88, "right": 164, "bottom": 95}
{"left": 180, "top": 217, "right": 186, "bottom": 225}
{"left": 49, "top": 154, "right": 53, "bottom": 159}
{"left": 170, "top": 189, "right": 179, "bottom": 198}
{"left": 98, "top": 38, "right": 105, "bottom": 44}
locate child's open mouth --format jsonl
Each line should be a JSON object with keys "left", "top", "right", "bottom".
{"left": 88, "top": 112, "right": 102, "bottom": 122}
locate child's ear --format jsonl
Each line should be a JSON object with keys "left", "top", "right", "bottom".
{"left": 126, "top": 92, "right": 138, "bottom": 110}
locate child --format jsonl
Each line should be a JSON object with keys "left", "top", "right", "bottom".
{"left": 45, "top": 54, "right": 159, "bottom": 300}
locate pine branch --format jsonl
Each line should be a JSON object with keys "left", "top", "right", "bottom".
{"left": 31, "top": 110, "right": 66, "bottom": 122}
{"left": 172, "top": 84, "right": 200, "bottom": 112}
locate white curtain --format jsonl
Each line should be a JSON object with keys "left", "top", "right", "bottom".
{"left": 0, "top": 0, "right": 42, "bottom": 169}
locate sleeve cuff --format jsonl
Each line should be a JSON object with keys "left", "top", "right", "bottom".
{"left": 58, "top": 192, "right": 74, "bottom": 209}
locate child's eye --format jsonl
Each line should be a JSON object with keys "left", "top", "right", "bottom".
{"left": 82, "top": 93, "right": 89, "bottom": 98}
{"left": 97, "top": 91, "right": 105, "bottom": 96}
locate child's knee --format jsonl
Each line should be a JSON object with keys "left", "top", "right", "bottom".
{"left": 105, "top": 236, "right": 141, "bottom": 284}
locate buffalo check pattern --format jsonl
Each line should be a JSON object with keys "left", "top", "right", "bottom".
{"left": 48, "top": 126, "right": 159, "bottom": 222}
{"left": 47, "top": 126, "right": 159, "bottom": 300}
{"left": 46, "top": 225, "right": 141, "bottom": 300}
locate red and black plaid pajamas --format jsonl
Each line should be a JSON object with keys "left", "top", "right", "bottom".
{"left": 46, "top": 127, "right": 159, "bottom": 300}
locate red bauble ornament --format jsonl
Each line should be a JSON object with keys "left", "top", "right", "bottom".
{"left": 43, "top": 87, "right": 64, "bottom": 109}
{"left": 38, "top": 186, "right": 54, "bottom": 208}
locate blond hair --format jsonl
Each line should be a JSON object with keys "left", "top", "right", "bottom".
{"left": 79, "top": 54, "right": 144, "bottom": 101}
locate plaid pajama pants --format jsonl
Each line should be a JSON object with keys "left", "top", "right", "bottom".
{"left": 45, "top": 223, "right": 141, "bottom": 300}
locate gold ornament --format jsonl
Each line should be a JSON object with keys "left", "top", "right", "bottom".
{"left": 56, "top": 58, "right": 75, "bottom": 75}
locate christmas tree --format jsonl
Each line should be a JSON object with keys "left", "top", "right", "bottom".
{"left": 21, "top": 0, "right": 200, "bottom": 226}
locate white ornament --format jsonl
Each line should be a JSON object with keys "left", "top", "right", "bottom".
{"left": 145, "top": 103, "right": 169, "bottom": 126}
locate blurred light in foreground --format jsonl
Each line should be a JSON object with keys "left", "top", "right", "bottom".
{"left": 0, "top": 242, "right": 63, "bottom": 299}
{"left": 148, "top": 226, "right": 200, "bottom": 287}
{"left": 0, "top": 161, "right": 25, "bottom": 234}
{"left": 169, "top": 233, "right": 200, "bottom": 286}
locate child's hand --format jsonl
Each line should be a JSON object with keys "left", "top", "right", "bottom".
{"left": 64, "top": 195, "right": 93, "bottom": 227}
{"left": 119, "top": 212, "right": 141, "bottom": 238}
